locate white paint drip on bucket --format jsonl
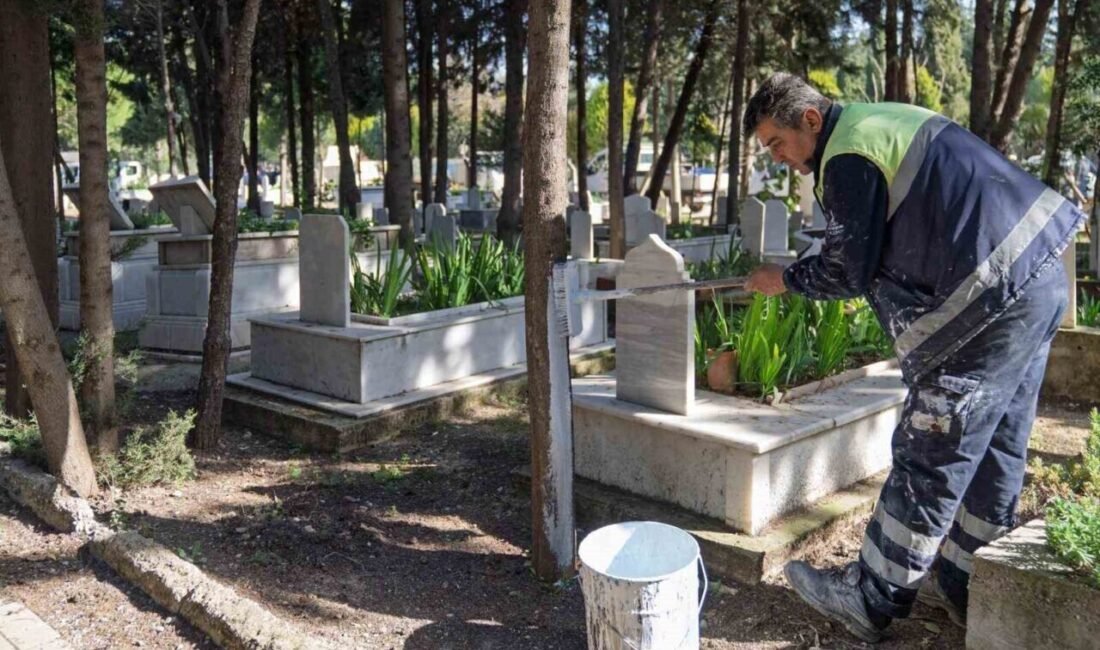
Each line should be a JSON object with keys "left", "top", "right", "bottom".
{"left": 578, "top": 521, "right": 707, "bottom": 650}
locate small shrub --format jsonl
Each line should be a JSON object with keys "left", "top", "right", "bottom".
{"left": 130, "top": 210, "right": 171, "bottom": 229}
{"left": 0, "top": 414, "right": 46, "bottom": 469}
{"left": 97, "top": 410, "right": 197, "bottom": 488}
{"left": 350, "top": 240, "right": 414, "bottom": 317}
{"left": 1046, "top": 497, "right": 1100, "bottom": 587}
{"left": 1079, "top": 290, "right": 1100, "bottom": 328}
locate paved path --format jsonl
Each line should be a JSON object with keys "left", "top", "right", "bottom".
{"left": 0, "top": 601, "right": 71, "bottom": 650}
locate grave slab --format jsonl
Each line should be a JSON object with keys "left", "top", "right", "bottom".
{"left": 740, "top": 198, "right": 766, "bottom": 257}
{"left": 149, "top": 176, "right": 216, "bottom": 235}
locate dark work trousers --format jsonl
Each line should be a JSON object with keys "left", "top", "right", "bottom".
{"left": 857, "top": 260, "right": 1068, "bottom": 621}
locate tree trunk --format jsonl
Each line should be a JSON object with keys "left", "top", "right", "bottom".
{"left": 191, "top": 0, "right": 263, "bottom": 451}
{"left": 885, "top": 0, "right": 899, "bottom": 101}
{"left": 711, "top": 51, "right": 735, "bottom": 226}
{"left": 317, "top": 0, "right": 358, "bottom": 216}
{"left": 469, "top": 30, "right": 480, "bottom": 192}
{"left": 623, "top": 0, "right": 662, "bottom": 194}
{"left": 247, "top": 61, "right": 261, "bottom": 213}
{"left": 186, "top": 4, "right": 216, "bottom": 185}
{"left": 382, "top": 0, "right": 415, "bottom": 248}
{"left": 155, "top": 0, "right": 178, "bottom": 177}
{"left": 0, "top": 1, "right": 58, "bottom": 419}
{"left": 645, "top": 1, "right": 720, "bottom": 206}
{"left": 969, "top": 0, "right": 995, "bottom": 138}
{"left": 607, "top": 0, "right": 625, "bottom": 257}
{"left": 725, "top": 0, "right": 750, "bottom": 229}
{"left": 992, "top": 0, "right": 1008, "bottom": 69}
{"left": 497, "top": 0, "right": 527, "bottom": 244}
{"left": 739, "top": 75, "right": 756, "bottom": 199}
{"left": 1041, "top": 0, "right": 1080, "bottom": 188}
{"left": 991, "top": 0, "right": 1030, "bottom": 127}
{"left": 0, "top": 145, "right": 98, "bottom": 496}
{"left": 73, "top": 0, "right": 117, "bottom": 454}
{"left": 415, "top": 0, "right": 434, "bottom": 205}
{"left": 899, "top": 0, "right": 913, "bottom": 103}
{"left": 297, "top": 15, "right": 317, "bottom": 209}
{"left": 283, "top": 28, "right": 300, "bottom": 207}
{"left": 176, "top": 120, "right": 190, "bottom": 175}
{"left": 987, "top": 0, "right": 1055, "bottom": 151}
{"left": 522, "top": 0, "right": 574, "bottom": 582}
{"left": 173, "top": 28, "right": 209, "bottom": 183}
{"left": 573, "top": 0, "right": 589, "bottom": 210}
{"left": 433, "top": 0, "right": 450, "bottom": 203}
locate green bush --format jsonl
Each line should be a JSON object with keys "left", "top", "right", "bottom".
{"left": 130, "top": 210, "right": 171, "bottom": 229}
{"left": 685, "top": 237, "right": 759, "bottom": 281}
{"left": 1046, "top": 497, "right": 1100, "bottom": 587}
{"left": 1079, "top": 290, "right": 1100, "bottom": 328}
{"left": 98, "top": 410, "right": 197, "bottom": 488}
{"left": 0, "top": 415, "right": 46, "bottom": 469}
{"left": 350, "top": 240, "right": 414, "bottom": 317}
{"left": 1029, "top": 409, "right": 1100, "bottom": 505}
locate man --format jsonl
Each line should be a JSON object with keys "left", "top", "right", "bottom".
{"left": 742, "top": 73, "right": 1084, "bottom": 642}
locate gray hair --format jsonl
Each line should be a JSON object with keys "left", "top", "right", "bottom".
{"left": 743, "top": 73, "right": 831, "bottom": 137}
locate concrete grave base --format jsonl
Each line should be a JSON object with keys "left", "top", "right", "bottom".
{"left": 1041, "top": 326, "right": 1100, "bottom": 404}
{"left": 573, "top": 364, "right": 905, "bottom": 534}
{"left": 967, "top": 519, "right": 1100, "bottom": 650}
{"left": 224, "top": 346, "right": 616, "bottom": 453}
{"left": 512, "top": 466, "right": 885, "bottom": 585}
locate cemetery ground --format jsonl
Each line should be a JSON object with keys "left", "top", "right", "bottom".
{"left": 1, "top": 352, "right": 1095, "bottom": 649}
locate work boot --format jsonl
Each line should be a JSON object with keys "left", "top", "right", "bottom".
{"left": 784, "top": 561, "right": 885, "bottom": 643}
{"left": 916, "top": 574, "right": 966, "bottom": 628}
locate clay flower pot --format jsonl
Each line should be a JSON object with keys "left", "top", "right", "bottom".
{"left": 706, "top": 349, "right": 739, "bottom": 394}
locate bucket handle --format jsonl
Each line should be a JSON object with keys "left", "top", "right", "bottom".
{"left": 696, "top": 555, "right": 708, "bottom": 615}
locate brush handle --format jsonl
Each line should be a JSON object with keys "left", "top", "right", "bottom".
{"left": 573, "top": 275, "right": 748, "bottom": 303}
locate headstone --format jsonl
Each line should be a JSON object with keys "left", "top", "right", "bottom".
{"left": 62, "top": 184, "right": 135, "bottom": 230}
{"left": 570, "top": 210, "right": 593, "bottom": 260}
{"left": 355, "top": 202, "right": 373, "bottom": 222}
{"left": 656, "top": 194, "right": 671, "bottom": 218}
{"left": 427, "top": 213, "right": 458, "bottom": 250}
{"left": 616, "top": 235, "right": 694, "bottom": 415}
{"left": 763, "top": 200, "right": 789, "bottom": 252}
{"left": 740, "top": 198, "right": 765, "bottom": 257}
{"left": 467, "top": 188, "right": 482, "bottom": 210}
{"left": 790, "top": 210, "right": 806, "bottom": 232}
{"left": 299, "top": 214, "right": 350, "bottom": 327}
{"left": 260, "top": 200, "right": 275, "bottom": 219}
{"left": 625, "top": 209, "right": 666, "bottom": 248}
{"left": 811, "top": 203, "right": 827, "bottom": 230}
{"left": 624, "top": 194, "right": 651, "bottom": 219}
{"left": 716, "top": 196, "right": 729, "bottom": 227}
{"left": 423, "top": 203, "right": 447, "bottom": 234}
{"left": 374, "top": 207, "right": 390, "bottom": 226}
{"left": 284, "top": 207, "right": 303, "bottom": 222}
{"left": 149, "top": 176, "right": 216, "bottom": 235}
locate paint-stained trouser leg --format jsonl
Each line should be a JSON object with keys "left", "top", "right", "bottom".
{"left": 857, "top": 262, "right": 1067, "bottom": 621}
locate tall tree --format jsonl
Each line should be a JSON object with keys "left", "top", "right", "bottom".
{"left": 1042, "top": 0, "right": 1081, "bottom": 188}
{"left": 468, "top": 6, "right": 481, "bottom": 193}
{"left": 623, "top": 0, "right": 662, "bottom": 194}
{"left": 970, "top": 0, "right": 996, "bottom": 137}
{"left": 283, "top": 13, "right": 300, "bottom": 207}
{"left": 899, "top": 0, "right": 914, "bottom": 103}
{"left": 414, "top": 0, "right": 434, "bottom": 204}
{"left": 191, "top": 0, "right": 263, "bottom": 450}
{"left": 523, "top": 0, "right": 574, "bottom": 582}
{"left": 987, "top": 0, "right": 1056, "bottom": 151}
{"left": 497, "top": 0, "right": 527, "bottom": 244}
{"left": 434, "top": 0, "right": 450, "bottom": 203}
{"left": 725, "top": 0, "right": 750, "bottom": 228}
{"left": 885, "top": 0, "right": 900, "bottom": 100}
{"left": 317, "top": 0, "right": 358, "bottom": 216}
{"left": 606, "top": 0, "right": 625, "bottom": 257}
{"left": 645, "top": 0, "right": 720, "bottom": 206}
{"left": 1, "top": 0, "right": 59, "bottom": 418}
{"left": 297, "top": 4, "right": 317, "bottom": 209}
{"left": 382, "top": 0, "right": 415, "bottom": 247}
{"left": 155, "top": 0, "right": 178, "bottom": 176}
{"left": 991, "top": 0, "right": 1031, "bottom": 125}
{"left": 573, "top": 0, "right": 589, "bottom": 210}
{"left": 73, "top": 0, "right": 117, "bottom": 453}
{"left": 247, "top": 60, "right": 261, "bottom": 213}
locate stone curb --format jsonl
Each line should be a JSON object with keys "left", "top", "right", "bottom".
{"left": 0, "top": 454, "right": 329, "bottom": 650}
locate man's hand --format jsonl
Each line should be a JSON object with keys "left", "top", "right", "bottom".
{"left": 745, "top": 263, "right": 788, "bottom": 296}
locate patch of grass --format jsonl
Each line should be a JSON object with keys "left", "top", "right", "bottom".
{"left": 371, "top": 464, "right": 406, "bottom": 486}
{"left": 176, "top": 542, "right": 206, "bottom": 565}
{"left": 1027, "top": 408, "right": 1100, "bottom": 506}
{"left": 1046, "top": 497, "right": 1100, "bottom": 587}
{"left": 97, "top": 410, "right": 197, "bottom": 489}
{"left": 236, "top": 210, "right": 298, "bottom": 234}
{"left": 0, "top": 414, "right": 46, "bottom": 469}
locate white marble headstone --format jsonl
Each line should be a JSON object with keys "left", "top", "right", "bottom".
{"left": 427, "top": 213, "right": 458, "bottom": 250}
{"left": 299, "top": 214, "right": 350, "bottom": 327}
{"left": 625, "top": 209, "right": 666, "bottom": 248}
{"left": 615, "top": 235, "right": 694, "bottom": 415}
{"left": 739, "top": 198, "right": 766, "bottom": 257}
{"left": 149, "top": 176, "right": 216, "bottom": 235}
{"left": 763, "top": 200, "right": 790, "bottom": 252}
{"left": 624, "top": 193, "right": 651, "bottom": 219}
{"left": 570, "top": 210, "right": 593, "bottom": 260}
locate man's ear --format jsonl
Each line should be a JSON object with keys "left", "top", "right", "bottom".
{"left": 803, "top": 107, "right": 824, "bottom": 134}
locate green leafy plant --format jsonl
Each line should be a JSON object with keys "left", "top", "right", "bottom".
{"left": 97, "top": 410, "right": 197, "bottom": 488}
{"left": 813, "top": 299, "right": 852, "bottom": 377}
{"left": 849, "top": 299, "right": 893, "bottom": 358}
{"left": 237, "top": 209, "right": 299, "bottom": 234}
{"left": 1078, "top": 290, "right": 1100, "bottom": 328}
{"left": 685, "top": 237, "right": 759, "bottom": 281}
{"left": 130, "top": 210, "right": 171, "bottom": 229}
{"left": 1046, "top": 497, "right": 1100, "bottom": 587}
{"left": 111, "top": 235, "right": 150, "bottom": 262}
{"left": 667, "top": 222, "right": 695, "bottom": 240}
{"left": 416, "top": 234, "right": 477, "bottom": 311}
{"left": 0, "top": 414, "right": 46, "bottom": 469}
{"left": 350, "top": 240, "right": 414, "bottom": 317}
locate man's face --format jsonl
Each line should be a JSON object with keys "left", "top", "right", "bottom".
{"left": 754, "top": 108, "right": 824, "bottom": 176}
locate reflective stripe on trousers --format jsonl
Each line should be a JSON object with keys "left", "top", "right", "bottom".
{"left": 857, "top": 261, "right": 1067, "bottom": 620}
